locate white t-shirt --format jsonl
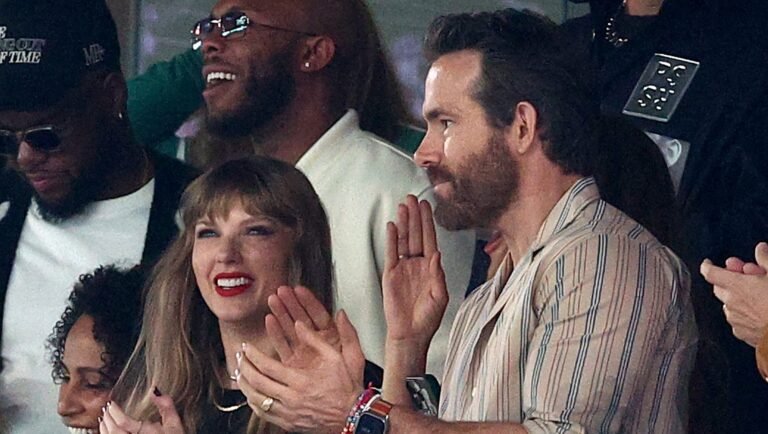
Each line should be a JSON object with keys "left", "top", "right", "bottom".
{"left": 0, "top": 180, "right": 154, "bottom": 434}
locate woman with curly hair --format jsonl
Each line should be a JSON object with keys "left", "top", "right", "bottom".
{"left": 102, "top": 156, "right": 374, "bottom": 434}
{"left": 47, "top": 265, "right": 144, "bottom": 434}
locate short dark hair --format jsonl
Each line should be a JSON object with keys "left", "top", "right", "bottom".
{"left": 424, "top": 9, "right": 598, "bottom": 176}
{"left": 48, "top": 265, "right": 145, "bottom": 383}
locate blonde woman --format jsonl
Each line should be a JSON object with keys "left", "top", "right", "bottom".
{"left": 102, "top": 157, "right": 374, "bottom": 433}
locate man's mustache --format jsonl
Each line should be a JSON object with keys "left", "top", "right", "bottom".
{"left": 426, "top": 166, "right": 454, "bottom": 186}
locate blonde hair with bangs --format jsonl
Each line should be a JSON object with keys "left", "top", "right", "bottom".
{"left": 111, "top": 156, "right": 333, "bottom": 433}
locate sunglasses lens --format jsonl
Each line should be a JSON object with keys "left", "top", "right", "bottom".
{"left": 191, "top": 13, "right": 248, "bottom": 49}
{"left": 220, "top": 13, "right": 248, "bottom": 37}
{"left": 191, "top": 18, "right": 209, "bottom": 49}
{"left": 0, "top": 131, "right": 18, "bottom": 155}
{"left": 199, "top": 18, "right": 215, "bottom": 36}
{"left": 25, "top": 129, "right": 60, "bottom": 151}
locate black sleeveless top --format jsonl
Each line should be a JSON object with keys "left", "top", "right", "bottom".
{"left": 196, "top": 360, "right": 384, "bottom": 434}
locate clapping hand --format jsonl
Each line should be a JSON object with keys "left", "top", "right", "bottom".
{"left": 266, "top": 285, "right": 341, "bottom": 367}
{"left": 235, "top": 308, "right": 364, "bottom": 433}
{"left": 99, "top": 389, "right": 184, "bottom": 434}
{"left": 701, "top": 242, "right": 768, "bottom": 347}
{"left": 234, "top": 285, "right": 365, "bottom": 432}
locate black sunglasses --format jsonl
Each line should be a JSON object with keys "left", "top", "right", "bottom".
{"left": 191, "top": 11, "right": 316, "bottom": 50}
{"left": 0, "top": 125, "right": 61, "bottom": 155}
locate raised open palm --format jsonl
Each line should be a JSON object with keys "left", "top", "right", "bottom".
{"left": 382, "top": 195, "right": 448, "bottom": 346}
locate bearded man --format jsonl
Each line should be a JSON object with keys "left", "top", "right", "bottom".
{"left": 229, "top": 9, "right": 698, "bottom": 434}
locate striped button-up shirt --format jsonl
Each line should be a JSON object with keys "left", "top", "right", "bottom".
{"left": 439, "top": 178, "right": 697, "bottom": 433}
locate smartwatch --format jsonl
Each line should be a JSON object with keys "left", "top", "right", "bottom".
{"left": 405, "top": 375, "right": 440, "bottom": 416}
{"left": 354, "top": 396, "right": 393, "bottom": 434}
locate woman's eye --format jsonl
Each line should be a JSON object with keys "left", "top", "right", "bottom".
{"left": 247, "top": 225, "right": 275, "bottom": 236}
{"left": 195, "top": 228, "right": 217, "bottom": 238}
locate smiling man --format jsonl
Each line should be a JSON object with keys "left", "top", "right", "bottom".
{"left": 0, "top": 0, "right": 196, "bottom": 432}
{"left": 193, "top": 0, "right": 475, "bottom": 374}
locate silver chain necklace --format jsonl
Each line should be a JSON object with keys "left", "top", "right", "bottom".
{"left": 604, "top": 0, "right": 629, "bottom": 47}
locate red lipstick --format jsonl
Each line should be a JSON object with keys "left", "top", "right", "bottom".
{"left": 213, "top": 272, "right": 254, "bottom": 297}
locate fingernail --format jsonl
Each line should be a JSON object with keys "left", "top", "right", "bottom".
{"left": 241, "top": 342, "right": 247, "bottom": 351}
{"left": 236, "top": 351, "right": 243, "bottom": 365}
{"left": 106, "top": 400, "right": 111, "bottom": 408}
{"left": 101, "top": 405, "right": 106, "bottom": 414}
{"left": 153, "top": 386, "right": 162, "bottom": 396}
{"left": 98, "top": 416, "right": 103, "bottom": 424}
{"left": 234, "top": 367, "right": 241, "bottom": 381}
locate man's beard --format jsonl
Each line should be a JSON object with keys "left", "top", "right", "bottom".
{"left": 206, "top": 52, "right": 295, "bottom": 139}
{"left": 33, "top": 158, "right": 110, "bottom": 223}
{"left": 429, "top": 133, "right": 520, "bottom": 231}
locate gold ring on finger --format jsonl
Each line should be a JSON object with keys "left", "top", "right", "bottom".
{"left": 260, "top": 396, "right": 275, "bottom": 412}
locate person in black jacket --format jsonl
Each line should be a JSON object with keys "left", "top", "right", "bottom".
{"left": 561, "top": 1, "right": 768, "bottom": 432}
{"left": 0, "top": 0, "right": 197, "bottom": 431}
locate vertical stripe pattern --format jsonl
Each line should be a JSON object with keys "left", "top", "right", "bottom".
{"left": 439, "top": 178, "right": 697, "bottom": 434}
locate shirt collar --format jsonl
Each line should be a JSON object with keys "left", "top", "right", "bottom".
{"left": 529, "top": 177, "right": 600, "bottom": 255}
{"left": 295, "top": 109, "right": 358, "bottom": 172}
{"left": 485, "top": 177, "right": 600, "bottom": 298}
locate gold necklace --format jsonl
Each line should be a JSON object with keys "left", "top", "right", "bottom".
{"left": 212, "top": 381, "right": 248, "bottom": 413}
{"left": 214, "top": 400, "right": 248, "bottom": 413}
{"left": 213, "top": 396, "right": 248, "bottom": 413}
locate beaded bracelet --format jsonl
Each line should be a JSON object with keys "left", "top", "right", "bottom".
{"left": 341, "top": 387, "right": 380, "bottom": 434}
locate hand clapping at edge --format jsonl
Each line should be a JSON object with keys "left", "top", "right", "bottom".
{"left": 701, "top": 241, "right": 768, "bottom": 347}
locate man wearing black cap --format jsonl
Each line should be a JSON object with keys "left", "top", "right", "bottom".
{"left": 0, "top": 0, "right": 196, "bottom": 431}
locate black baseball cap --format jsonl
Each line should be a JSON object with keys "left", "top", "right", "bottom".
{"left": 0, "top": 0, "right": 122, "bottom": 111}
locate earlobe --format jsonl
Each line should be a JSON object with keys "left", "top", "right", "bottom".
{"left": 300, "top": 36, "right": 336, "bottom": 72}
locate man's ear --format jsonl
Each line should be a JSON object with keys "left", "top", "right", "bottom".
{"left": 505, "top": 101, "right": 539, "bottom": 155}
{"left": 298, "top": 35, "right": 336, "bottom": 72}
{"left": 101, "top": 70, "right": 128, "bottom": 118}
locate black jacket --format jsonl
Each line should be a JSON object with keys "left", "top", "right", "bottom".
{"left": 563, "top": 0, "right": 768, "bottom": 261}
{"left": 562, "top": 1, "right": 768, "bottom": 432}
{"left": 0, "top": 152, "right": 198, "bottom": 364}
